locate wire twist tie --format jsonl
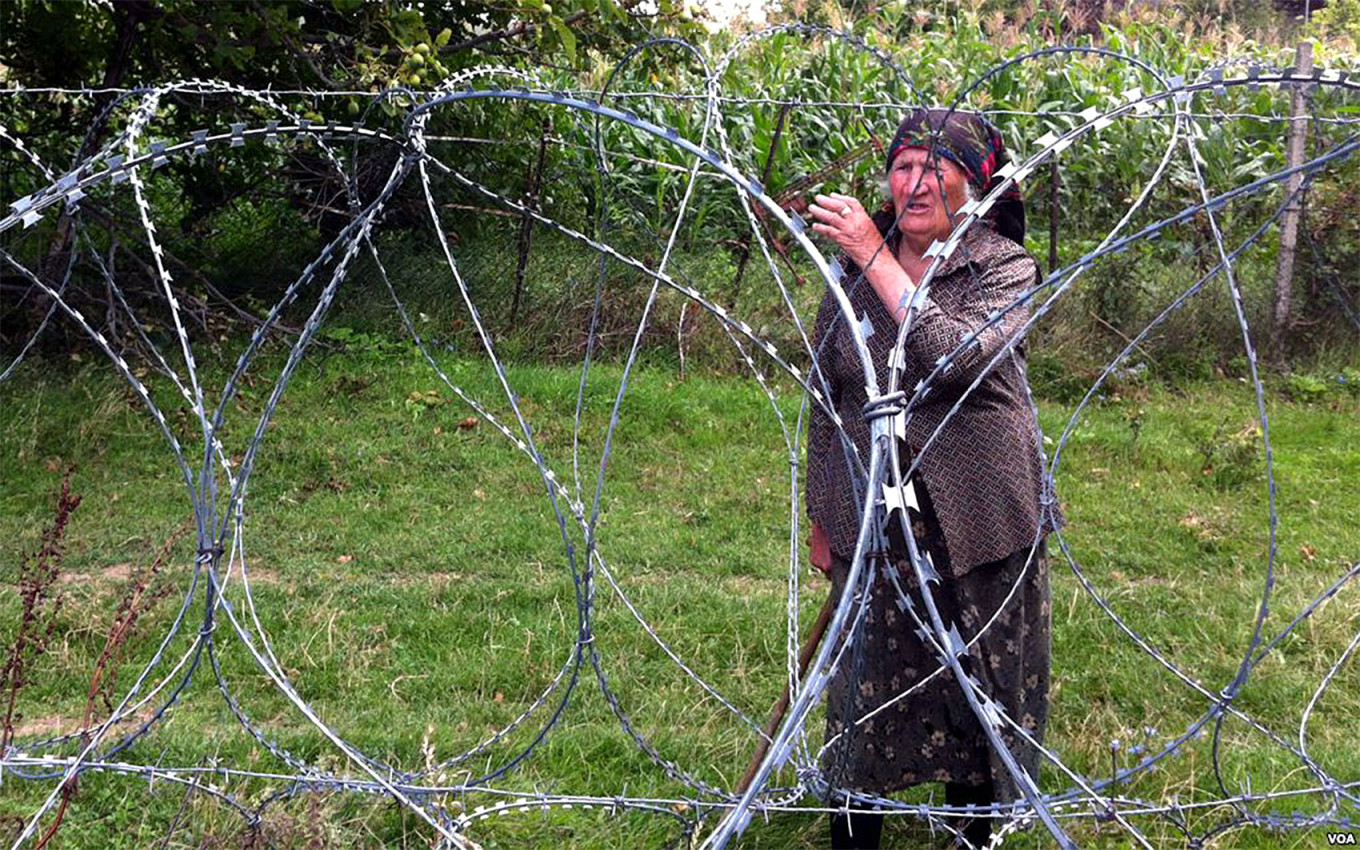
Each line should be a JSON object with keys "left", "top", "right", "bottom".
{"left": 862, "top": 391, "right": 906, "bottom": 421}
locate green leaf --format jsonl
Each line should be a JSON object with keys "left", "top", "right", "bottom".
{"left": 549, "top": 16, "right": 576, "bottom": 63}
{"left": 391, "top": 8, "right": 423, "bottom": 42}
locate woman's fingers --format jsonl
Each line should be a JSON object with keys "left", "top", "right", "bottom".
{"left": 812, "top": 193, "right": 854, "bottom": 218}
{"left": 810, "top": 222, "right": 842, "bottom": 239}
{"left": 807, "top": 200, "right": 844, "bottom": 224}
{"left": 809, "top": 223, "right": 839, "bottom": 242}
{"left": 827, "top": 191, "right": 861, "bottom": 210}
{"left": 810, "top": 193, "right": 878, "bottom": 267}
{"left": 828, "top": 193, "right": 865, "bottom": 218}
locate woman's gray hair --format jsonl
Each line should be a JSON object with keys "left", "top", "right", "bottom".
{"left": 945, "top": 180, "right": 976, "bottom": 211}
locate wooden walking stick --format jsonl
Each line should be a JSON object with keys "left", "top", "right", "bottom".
{"left": 736, "top": 590, "right": 838, "bottom": 793}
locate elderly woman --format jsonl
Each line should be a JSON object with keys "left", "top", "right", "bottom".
{"left": 803, "top": 109, "right": 1058, "bottom": 849}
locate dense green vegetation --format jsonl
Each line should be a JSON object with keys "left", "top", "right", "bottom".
{"left": 0, "top": 345, "right": 1356, "bottom": 847}
{"left": 3, "top": 0, "right": 1359, "bottom": 370}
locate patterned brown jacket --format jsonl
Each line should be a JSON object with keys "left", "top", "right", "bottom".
{"left": 805, "top": 223, "right": 1061, "bottom": 577}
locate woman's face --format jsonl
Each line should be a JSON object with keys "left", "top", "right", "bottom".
{"left": 888, "top": 147, "right": 971, "bottom": 246}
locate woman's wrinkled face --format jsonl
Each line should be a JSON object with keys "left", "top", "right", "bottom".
{"left": 888, "top": 147, "right": 971, "bottom": 245}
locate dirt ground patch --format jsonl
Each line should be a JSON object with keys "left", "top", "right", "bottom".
{"left": 58, "top": 562, "right": 135, "bottom": 585}
{"left": 57, "top": 560, "right": 280, "bottom": 588}
{"left": 10, "top": 705, "right": 158, "bottom": 740}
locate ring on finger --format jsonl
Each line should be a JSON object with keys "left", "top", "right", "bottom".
{"left": 839, "top": 205, "right": 850, "bottom": 217}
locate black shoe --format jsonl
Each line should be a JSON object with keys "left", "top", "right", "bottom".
{"left": 830, "top": 810, "right": 884, "bottom": 849}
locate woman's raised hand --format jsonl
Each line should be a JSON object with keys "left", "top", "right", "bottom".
{"left": 807, "top": 192, "right": 882, "bottom": 270}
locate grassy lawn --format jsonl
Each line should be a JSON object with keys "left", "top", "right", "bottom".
{"left": 0, "top": 343, "right": 1357, "bottom": 848}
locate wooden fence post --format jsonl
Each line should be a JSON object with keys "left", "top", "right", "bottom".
{"left": 1272, "top": 40, "right": 1313, "bottom": 360}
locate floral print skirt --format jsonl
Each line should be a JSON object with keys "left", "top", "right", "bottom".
{"left": 821, "top": 480, "right": 1052, "bottom": 802}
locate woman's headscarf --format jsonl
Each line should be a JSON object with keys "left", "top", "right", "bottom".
{"left": 881, "top": 107, "right": 1026, "bottom": 246}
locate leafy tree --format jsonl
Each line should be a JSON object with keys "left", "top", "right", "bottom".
{"left": 0, "top": 0, "right": 694, "bottom": 348}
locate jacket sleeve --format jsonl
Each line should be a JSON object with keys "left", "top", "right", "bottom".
{"left": 805, "top": 291, "right": 841, "bottom": 522}
{"left": 904, "top": 244, "right": 1039, "bottom": 397}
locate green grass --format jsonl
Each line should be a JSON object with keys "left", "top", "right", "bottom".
{"left": 0, "top": 345, "right": 1357, "bottom": 848}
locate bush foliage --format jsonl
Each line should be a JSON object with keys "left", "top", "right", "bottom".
{"left": 1, "top": 0, "right": 1356, "bottom": 373}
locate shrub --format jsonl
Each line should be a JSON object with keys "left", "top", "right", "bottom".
{"left": 1285, "top": 371, "right": 1335, "bottom": 403}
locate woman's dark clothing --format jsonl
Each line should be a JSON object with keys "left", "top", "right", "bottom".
{"left": 820, "top": 475, "right": 1051, "bottom": 804}
{"left": 945, "top": 780, "right": 997, "bottom": 847}
{"left": 804, "top": 220, "right": 1057, "bottom": 812}
{"left": 830, "top": 809, "right": 884, "bottom": 849}
{"left": 805, "top": 223, "right": 1060, "bottom": 577}
{"left": 807, "top": 106, "right": 1054, "bottom": 843}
